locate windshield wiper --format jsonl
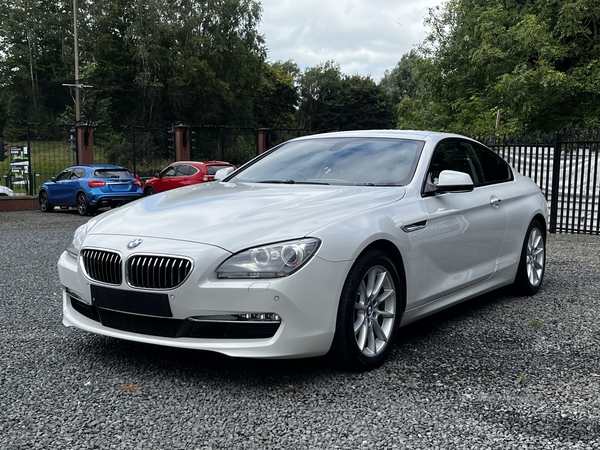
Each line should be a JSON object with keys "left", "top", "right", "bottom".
{"left": 352, "top": 182, "right": 403, "bottom": 187}
{"left": 295, "top": 181, "right": 330, "bottom": 185}
{"left": 256, "top": 180, "right": 330, "bottom": 185}
{"left": 257, "top": 179, "right": 297, "bottom": 184}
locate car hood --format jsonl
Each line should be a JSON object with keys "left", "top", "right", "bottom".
{"left": 87, "top": 182, "right": 406, "bottom": 251}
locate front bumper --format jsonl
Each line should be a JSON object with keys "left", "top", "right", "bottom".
{"left": 58, "top": 235, "right": 350, "bottom": 359}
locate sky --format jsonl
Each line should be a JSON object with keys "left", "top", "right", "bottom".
{"left": 258, "top": 0, "right": 446, "bottom": 81}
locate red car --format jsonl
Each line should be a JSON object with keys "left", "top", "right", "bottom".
{"left": 143, "top": 161, "right": 235, "bottom": 196}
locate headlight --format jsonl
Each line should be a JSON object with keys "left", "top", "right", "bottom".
{"left": 66, "top": 223, "right": 89, "bottom": 258}
{"left": 216, "top": 238, "right": 321, "bottom": 279}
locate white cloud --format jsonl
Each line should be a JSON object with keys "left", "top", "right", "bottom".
{"left": 258, "top": 0, "right": 445, "bottom": 81}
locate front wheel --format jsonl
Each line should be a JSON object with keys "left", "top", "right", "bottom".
{"left": 76, "top": 193, "right": 91, "bottom": 216}
{"left": 513, "top": 219, "right": 546, "bottom": 296}
{"left": 330, "top": 250, "right": 403, "bottom": 371}
{"left": 144, "top": 186, "right": 155, "bottom": 196}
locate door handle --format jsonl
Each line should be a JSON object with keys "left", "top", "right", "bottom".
{"left": 490, "top": 196, "right": 502, "bottom": 208}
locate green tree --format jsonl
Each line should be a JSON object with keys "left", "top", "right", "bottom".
{"left": 0, "top": 0, "right": 267, "bottom": 128}
{"left": 298, "top": 61, "right": 395, "bottom": 132}
{"left": 379, "top": 50, "right": 422, "bottom": 105}
{"left": 405, "top": 0, "right": 600, "bottom": 134}
{"left": 253, "top": 61, "right": 299, "bottom": 128}
{"left": 297, "top": 61, "right": 344, "bottom": 130}
{"left": 0, "top": 0, "right": 74, "bottom": 122}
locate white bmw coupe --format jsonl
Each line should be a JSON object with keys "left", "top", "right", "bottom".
{"left": 59, "top": 130, "right": 548, "bottom": 370}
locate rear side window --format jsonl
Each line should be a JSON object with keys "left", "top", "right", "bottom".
{"left": 472, "top": 143, "right": 513, "bottom": 184}
{"left": 94, "top": 169, "right": 133, "bottom": 179}
{"left": 177, "top": 165, "right": 198, "bottom": 176}
{"left": 207, "top": 165, "right": 233, "bottom": 176}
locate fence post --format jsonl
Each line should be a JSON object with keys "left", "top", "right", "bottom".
{"left": 257, "top": 128, "right": 271, "bottom": 155}
{"left": 27, "top": 123, "right": 33, "bottom": 195}
{"left": 131, "top": 128, "right": 136, "bottom": 175}
{"left": 76, "top": 124, "right": 94, "bottom": 164}
{"left": 173, "top": 125, "right": 191, "bottom": 161}
{"left": 549, "top": 132, "right": 562, "bottom": 233}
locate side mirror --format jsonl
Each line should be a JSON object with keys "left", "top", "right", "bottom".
{"left": 436, "top": 170, "right": 474, "bottom": 193}
{"left": 154, "top": 172, "right": 160, "bottom": 178}
{"left": 51, "top": 177, "right": 57, "bottom": 182}
{"left": 214, "top": 167, "right": 235, "bottom": 181}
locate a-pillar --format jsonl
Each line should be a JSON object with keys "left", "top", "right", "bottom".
{"left": 76, "top": 125, "right": 94, "bottom": 165}
{"left": 257, "top": 128, "right": 272, "bottom": 155}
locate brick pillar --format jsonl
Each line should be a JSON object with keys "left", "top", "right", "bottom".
{"left": 76, "top": 125, "right": 94, "bottom": 164}
{"left": 257, "top": 128, "right": 272, "bottom": 155}
{"left": 174, "top": 125, "right": 191, "bottom": 161}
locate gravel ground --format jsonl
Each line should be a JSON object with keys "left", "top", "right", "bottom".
{"left": 1, "top": 210, "right": 599, "bottom": 450}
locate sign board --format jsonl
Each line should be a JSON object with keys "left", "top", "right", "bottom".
{"left": 11, "top": 164, "right": 30, "bottom": 184}
{"left": 10, "top": 145, "right": 30, "bottom": 186}
{"left": 10, "top": 145, "right": 28, "bottom": 163}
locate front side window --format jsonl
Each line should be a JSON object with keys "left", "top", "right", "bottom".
{"left": 427, "top": 139, "right": 513, "bottom": 188}
{"left": 428, "top": 140, "right": 481, "bottom": 186}
{"left": 161, "top": 166, "right": 178, "bottom": 178}
{"left": 229, "top": 138, "right": 425, "bottom": 186}
{"left": 56, "top": 170, "right": 73, "bottom": 181}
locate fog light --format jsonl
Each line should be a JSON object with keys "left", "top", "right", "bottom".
{"left": 237, "top": 313, "right": 280, "bottom": 322}
{"left": 189, "top": 313, "right": 281, "bottom": 323}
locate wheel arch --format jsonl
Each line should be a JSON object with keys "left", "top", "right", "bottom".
{"left": 532, "top": 213, "right": 547, "bottom": 235}
{"left": 76, "top": 189, "right": 91, "bottom": 201}
{"left": 356, "top": 239, "right": 407, "bottom": 312}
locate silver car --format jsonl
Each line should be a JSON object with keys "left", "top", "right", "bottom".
{"left": 0, "top": 186, "right": 15, "bottom": 197}
{"left": 58, "top": 131, "right": 548, "bottom": 371}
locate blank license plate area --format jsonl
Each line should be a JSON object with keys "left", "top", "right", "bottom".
{"left": 91, "top": 285, "right": 172, "bottom": 317}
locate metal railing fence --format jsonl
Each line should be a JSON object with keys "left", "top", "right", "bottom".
{"left": 0, "top": 123, "right": 310, "bottom": 193}
{"left": 477, "top": 130, "right": 600, "bottom": 235}
{"left": 2, "top": 122, "right": 599, "bottom": 235}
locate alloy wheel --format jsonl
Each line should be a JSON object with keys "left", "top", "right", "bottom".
{"left": 526, "top": 228, "right": 545, "bottom": 287}
{"left": 353, "top": 265, "right": 396, "bottom": 357}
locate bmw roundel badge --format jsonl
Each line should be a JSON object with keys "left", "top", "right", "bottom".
{"left": 127, "top": 238, "right": 143, "bottom": 249}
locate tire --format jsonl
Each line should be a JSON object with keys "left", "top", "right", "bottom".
{"left": 513, "top": 219, "right": 546, "bottom": 296}
{"left": 76, "top": 192, "right": 90, "bottom": 216}
{"left": 39, "top": 191, "right": 54, "bottom": 212}
{"left": 144, "top": 186, "right": 155, "bottom": 196}
{"left": 330, "top": 250, "right": 403, "bottom": 371}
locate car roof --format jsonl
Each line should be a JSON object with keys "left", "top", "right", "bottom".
{"left": 168, "top": 161, "right": 232, "bottom": 166}
{"left": 68, "top": 164, "right": 128, "bottom": 170}
{"left": 291, "top": 130, "right": 468, "bottom": 142}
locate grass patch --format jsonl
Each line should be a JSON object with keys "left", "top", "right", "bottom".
{"left": 528, "top": 319, "right": 543, "bottom": 328}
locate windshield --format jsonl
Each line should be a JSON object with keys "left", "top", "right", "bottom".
{"left": 230, "top": 137, "right": 424, "bottom": 186}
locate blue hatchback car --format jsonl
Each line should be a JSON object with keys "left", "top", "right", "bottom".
{"left": 38, "top": 165, "right": 143, "bottom": 216}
